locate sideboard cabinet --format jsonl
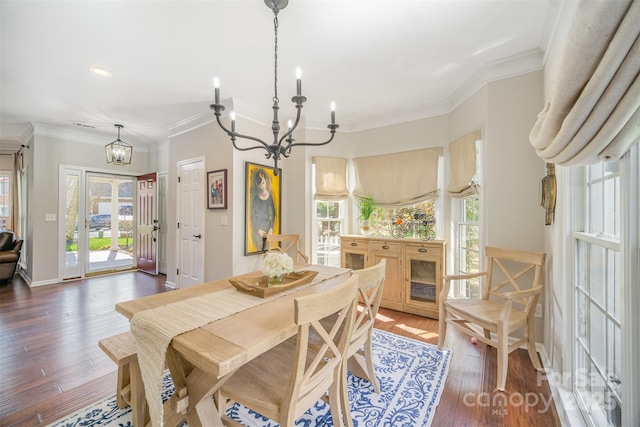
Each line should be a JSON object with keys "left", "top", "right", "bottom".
{"left": 340, "top": 235, "right": 446, "bottom": 319}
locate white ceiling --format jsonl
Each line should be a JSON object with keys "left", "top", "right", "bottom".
{"left": 0, "top": 0, "right": 560, "bottom": 151}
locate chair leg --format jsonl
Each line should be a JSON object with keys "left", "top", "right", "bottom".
{"left": 332, "top": 364, "right": 348, "bottom": 427}
{"left": 496, "top": 323, "right": 508, "bottom": 392}
{"left": 526, "top": 319, "right": 542, "bottom": 370}
{"left": 438, "top": 314, "right": 447, "bottom": 350}
{"left": 363, "top": 337, "right": 380, "bottom": 394}
{"left": 338, "top": 360, "right": 353, "bottom": 427}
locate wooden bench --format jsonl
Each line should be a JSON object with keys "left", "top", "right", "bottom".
{"left": 99, "top": 331, "right": 148, "bottom": 426}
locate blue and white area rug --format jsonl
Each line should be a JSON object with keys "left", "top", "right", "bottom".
{"left": 49, "top": 329, "right": 451, "bottom": 427}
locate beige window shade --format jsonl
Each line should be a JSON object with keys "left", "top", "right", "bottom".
{"left": 448, "top": 130, "right": 482, "bottom": 198}
{"left": 353, "top": 147, "right": 443, "bottom": 207}
{"left": 313, "top": 156, "right": 348, "bottom": 201}
{"left": 529, "top": 0, "right": 640, "bottom": 165}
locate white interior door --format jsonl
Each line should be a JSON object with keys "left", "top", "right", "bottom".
{"left": 176, "top": 158, "right": 204, "bottom": 288}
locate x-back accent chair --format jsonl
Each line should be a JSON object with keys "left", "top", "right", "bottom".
{"left": 265, "top": 233, "right": 310, "bottom": 264}
{"left": 438, "top": 246, "right": 546, "bottom": 391}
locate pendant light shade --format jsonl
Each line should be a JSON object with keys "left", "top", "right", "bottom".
{"left": 105, "top": 124, "right": 132, "bottom": 165}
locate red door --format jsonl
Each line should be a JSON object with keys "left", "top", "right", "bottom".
{"left": 136, "top": 172, "right": 158, "bottom": 275}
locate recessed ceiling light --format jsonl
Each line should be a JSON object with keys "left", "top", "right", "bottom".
{"left": 89, "top": 66, "right": 111, "bottom": 77}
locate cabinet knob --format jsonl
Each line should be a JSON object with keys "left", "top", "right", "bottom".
{"left": 350, "top": 242, "right": 358, "bottom": 247}
{"left": 418, "top": 248, "right": 428, "bottom": 253}
{"left": 382, "top": 245, "right": 390, "bottom": 249}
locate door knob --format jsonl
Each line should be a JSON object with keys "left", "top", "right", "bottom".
{"left": 193, "top": 234, "right": 202, "bottom": 239}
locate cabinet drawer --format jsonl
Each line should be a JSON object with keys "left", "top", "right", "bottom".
{"left": 404, "top": 243, "right": 439, "bottom": 256}
{"left": 370, "top": 241, "right": 402, "bottom": 253}
{"left": 341, "top": 239, "right": 369, "bottom": 250}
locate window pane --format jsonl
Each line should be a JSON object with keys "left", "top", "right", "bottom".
{"left": 588, "top": 244, "right": 606, "bottom": 308}
{"left": 315, "top": 201, "right": 341, "bottom": 267}
{"left": 590, "top": 303, "right": 606, "bottom": 371}
{"left": 589, "top": 180, "right": 603, "bottom": 234}
{"left": 370, "top": 200, "right": 435, "bottom": 238}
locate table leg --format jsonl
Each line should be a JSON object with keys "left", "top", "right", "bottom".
{"left": 163, "top": 347, "right": 232, "bottom": 427}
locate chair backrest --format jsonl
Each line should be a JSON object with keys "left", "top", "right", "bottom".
{"left": 483, "top": 246, "right": 546, "bottom": 310}
{"left": 265, "top": 233, "right": 309, "bottom": 263}
{"left": 348, "top": 259, "right": 386, "bottom": 353}
{"left": 286, "top": 274, "right": 359, "bottom": 418}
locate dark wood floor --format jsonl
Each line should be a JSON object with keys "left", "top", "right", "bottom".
{"left": 0, "top": 272, "right": 560, "bottom": 427}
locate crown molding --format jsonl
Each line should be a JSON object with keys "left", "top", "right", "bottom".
{"left": 32, "top": 123, "right": 150, "bottom": 152}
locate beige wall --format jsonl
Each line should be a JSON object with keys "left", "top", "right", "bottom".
{"left": 25, "top": 126, "right": 153, "bottom": 285}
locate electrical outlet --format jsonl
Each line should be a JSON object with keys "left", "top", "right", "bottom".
{"left": 535, "top": 303, "right": 543, "bottom": 318}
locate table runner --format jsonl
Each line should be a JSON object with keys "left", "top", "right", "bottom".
{"left": 131, "top": 266, "right": 347, "bottom": 427}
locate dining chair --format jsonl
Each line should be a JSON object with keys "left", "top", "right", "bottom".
{"left": 339, "top": 259, "right": 386, "bottom": 427}
{"left": 438, "top": 246, "right": 546, "bottom": 391}
{"left": 217, "top": 274, "right": 359, "bottom": 427}
{"left": 265, "top": 233, "right": 310, "bottom": 264}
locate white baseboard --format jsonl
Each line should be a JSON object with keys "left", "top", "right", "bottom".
{"left": 538, "top": 344, "right": 587, "bottom": 427}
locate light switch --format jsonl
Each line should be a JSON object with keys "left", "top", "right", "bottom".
{"left": 45, "top": 213, "right": 56, "bottom": 221}
{"left": 220, "top": 215, "right": 228, "bottom": 226}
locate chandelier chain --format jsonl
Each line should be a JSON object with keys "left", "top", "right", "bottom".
{"left": 209, "top": 0, "right": 338, "bottom": 176}
{"left": 273, "top": 14, "right": 279, "bottom": 104}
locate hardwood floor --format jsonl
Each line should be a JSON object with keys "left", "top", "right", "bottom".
{"left": 0, "top": 272, "right": 560, "bottom": 427}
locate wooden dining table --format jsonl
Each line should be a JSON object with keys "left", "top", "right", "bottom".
{"left": 115, "top": 264, "right": 351, "bottom": 427}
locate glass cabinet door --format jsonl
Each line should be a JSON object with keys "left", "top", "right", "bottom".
{"left": 409, "top": 258, "right": 437, "bottom": 303}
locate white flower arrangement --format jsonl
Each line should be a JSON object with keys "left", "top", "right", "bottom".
{"left": 261, "top": 251, "right": 294, "bottom": 280}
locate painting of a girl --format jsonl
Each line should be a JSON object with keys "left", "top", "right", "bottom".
{"left": 245, "top": 163, "right": 281, "bottom": 254}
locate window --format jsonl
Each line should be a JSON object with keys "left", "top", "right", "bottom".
{"left": 367, "top": 200, "right": 436, "bottom": 238}
{"left": 574, "top": 161, "right": 622, "bottom": 427}
{"left": 0, "top": 172, "right": 10, "bottom": 229}
{"left": 453, "top": 194, "right": 480, "bottom": 298}
{"left": 315, "top": 201, "right": 342, "bottom": 267}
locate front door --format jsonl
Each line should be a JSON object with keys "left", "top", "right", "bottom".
{"left": 177, "top": 158, "right": 205, "bottom": 288}
{"left": 136, "top": 172, "right": 158, "bottom": 275}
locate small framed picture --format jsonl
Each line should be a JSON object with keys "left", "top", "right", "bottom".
{"left": 207, "top": 169, "right": 227, "bottom": 209}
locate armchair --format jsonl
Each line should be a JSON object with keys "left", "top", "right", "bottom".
{"left": 0, "top": 230, "right": 23, "bottom": 284}
{"left": 438, "top": 246, "right": 546, "bottom": 391}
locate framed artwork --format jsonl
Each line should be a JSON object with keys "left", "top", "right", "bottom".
{"left": 245, "top": 162, "right": 281, "bottom": 255}
{"left": 207, "top": 169, "right": 227, "bottom": 209}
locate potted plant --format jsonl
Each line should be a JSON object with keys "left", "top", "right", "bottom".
{"left": 359, "top": 196, "right": 376, "bottom": 236}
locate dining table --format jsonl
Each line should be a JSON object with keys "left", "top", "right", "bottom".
{"left": 115, "top": 264, "right": 351, "bottom": 427}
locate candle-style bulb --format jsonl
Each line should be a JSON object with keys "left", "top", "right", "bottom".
{"left": 230, "top": 111, "right": 236, "bottom": 132}
{"left": 287, "top": 119, "right": 293, "bottom": 130}
{"left": 295, "top": 67, "right": 302, "bottom": 96}
{"left": 330, "top": 102, "right": 336, "bottom": 124}
{"left": 213, "top": 77, "right": 220, "bottom": 104}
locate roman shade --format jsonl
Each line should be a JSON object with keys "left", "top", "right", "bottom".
{"left": 529, "top": 0, "right": 640, "bottom": 165}
{"left": 448, "top": 130, "right": 482, "bottom": 198}
{"left": 313, "top": 156, "right": 348, "bottom": 201}
{"left": 353, "top": 147, "right": 443, "bottom": 207}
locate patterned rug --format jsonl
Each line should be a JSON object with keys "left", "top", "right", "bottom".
{"left": 49, "top": 329, "right": 451, "bottom": 427}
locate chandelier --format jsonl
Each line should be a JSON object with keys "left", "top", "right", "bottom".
{"left": 210, "top": 0, "right": 338, "bottom": 176}
{"left": 105, "top": 124, "right": 133, "bottom": 165}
